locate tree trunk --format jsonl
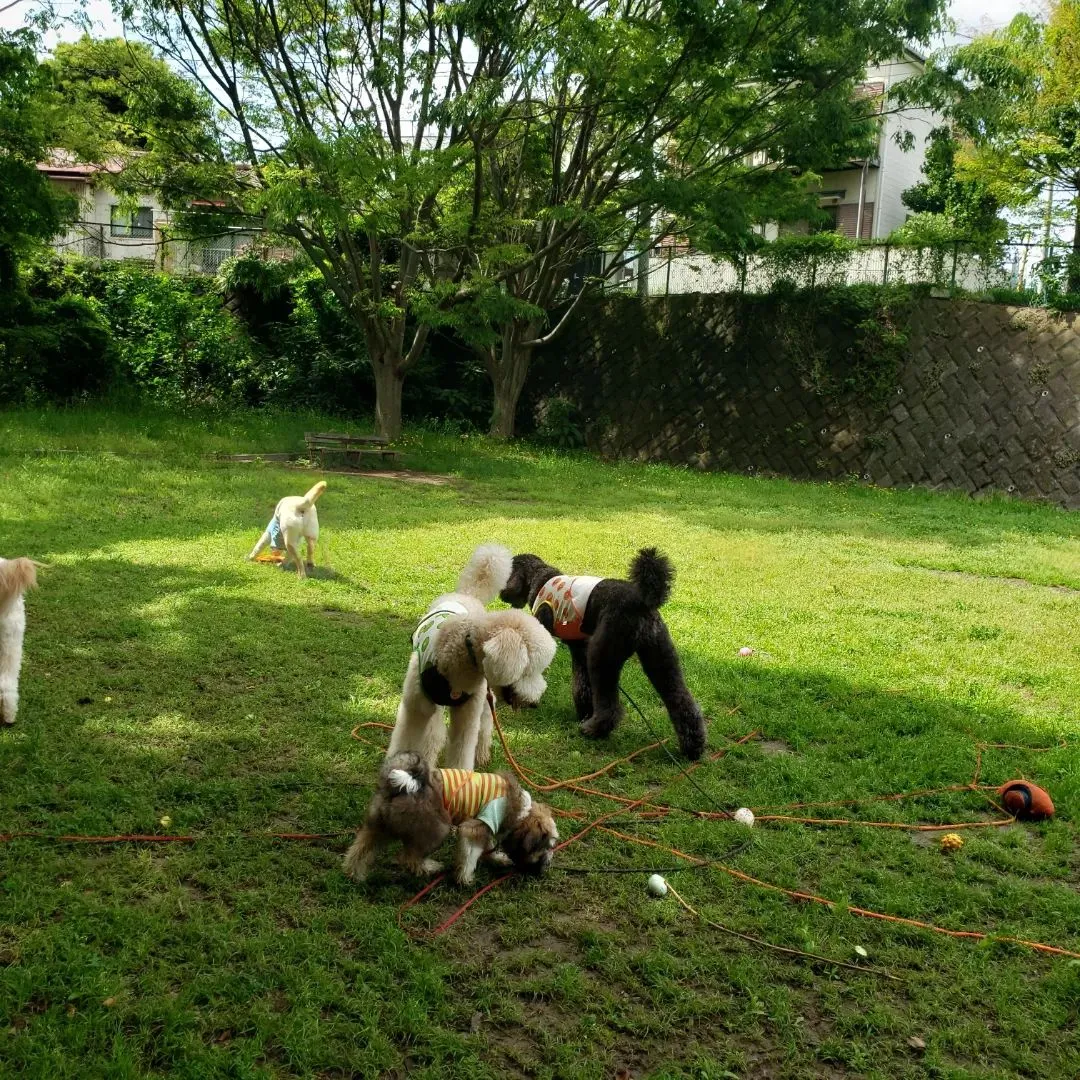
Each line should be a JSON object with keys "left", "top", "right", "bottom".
{"left": 372, "top": 356, "right": 405, "bottom": 440}
{"left": 1068, "top": 194, "right": 1080, "bottom": 295}
{"left": 487, "top": 322, "right": 537, "bottom": 439}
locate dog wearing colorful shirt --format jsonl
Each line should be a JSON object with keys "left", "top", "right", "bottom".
{"left": 246, "top": 481, "right": 326, "bottom": 578}
{"left": 386, "top": 544, "right": 557, "bottom": 771}
{"left": 500, "top": 547, "right": 707, "bottom": 760}
{"left": 343, "top": 751, "right": 558, "bottom": 884}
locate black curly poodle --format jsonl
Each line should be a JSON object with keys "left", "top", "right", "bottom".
{"left": 500, "top": 548, "right": 706, "bottom": 760}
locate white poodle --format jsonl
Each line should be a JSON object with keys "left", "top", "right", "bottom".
{"left": 1, "top": 558, "right": 39, "bottom": 726}
{"left": 386, "top": 544, "right": 557, "bottom": 770}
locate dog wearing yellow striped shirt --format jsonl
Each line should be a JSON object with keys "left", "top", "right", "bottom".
{"left": 343, "top": 752, "right": 558, "bottom": 885}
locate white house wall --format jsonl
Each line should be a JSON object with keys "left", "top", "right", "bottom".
{"left": 870, "top": 58, "right": 940, "bottom": 238}
{"left": 88, "top": 186, "right": 163, "bottom": 262}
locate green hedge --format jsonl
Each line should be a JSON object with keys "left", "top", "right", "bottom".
{"left": 4, "top": 254, "right": 491, "bottom": 424}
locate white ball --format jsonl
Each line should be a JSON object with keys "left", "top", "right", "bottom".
{"left": 647, "top": 873, "right": 668, "bottom": 897}
{"left": 738, "top": 646, "right": 754, "bottom": 657}
{"left": 733, "top": 807, "right": 755, "bottom": 827}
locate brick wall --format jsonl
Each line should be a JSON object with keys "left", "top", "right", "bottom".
{"left": 531, "top": 295, "right": 1080, "bottom": 509}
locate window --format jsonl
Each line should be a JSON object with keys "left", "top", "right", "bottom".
{"left": 811, "top": 205, "right": 840, "bottom": 234}
{"left": 110, "top": 205, "right": 154, "bottom": 239}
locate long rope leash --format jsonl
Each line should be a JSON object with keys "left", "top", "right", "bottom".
{"left": 8, "top": 692, "right": 1074, "bottom": 962}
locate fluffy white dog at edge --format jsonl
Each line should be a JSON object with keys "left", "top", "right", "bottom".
{"left": 0, "top": 558, "right": 39, "bottom": 726}
{"left": 387, "top": 544, "right": 557, "bottom": 771}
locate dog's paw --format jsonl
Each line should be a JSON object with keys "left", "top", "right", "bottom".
{"left": 580, "top": 713, "right": 616, "bottom": 739}
{"left": 455, "top": 869, "right": 476, "bottom": 886}
{"left": 486, "top": 851, "right": 513, "bottom": 867}
{"left": 420, "top": 859, "right": 443, "bottom": 875}
{"left": 475, "top": 744, "right": 492, "bottom": 768}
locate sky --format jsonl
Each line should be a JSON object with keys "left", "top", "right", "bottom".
{"left": 0, "top": 0, "right": 1044, "bottom": 43}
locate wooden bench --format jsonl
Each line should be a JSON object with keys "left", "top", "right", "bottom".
{"left": 304, "top": 431, "right": 402, "bottom": 468}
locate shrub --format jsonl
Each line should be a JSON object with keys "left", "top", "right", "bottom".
{"left": 533, "top": 395, "right": 585, "bottom": 449}
{"left": 0, "top": 291, "right": 114, "bottom": 403}
{"left": 18, "top": 253, "right": 494, "bottom": 421}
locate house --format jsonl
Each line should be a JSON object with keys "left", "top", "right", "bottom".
{"left": 629, "top": 50, "right": 955, "bottom": 294}
{"left": 781, "top": 49, "right": 942, "bottom": 240}
{"left": 38, "top": 153, "right": 281, "bottom": 273}
{"left": 39, "top": 155, "right": 163, "bottom": 263}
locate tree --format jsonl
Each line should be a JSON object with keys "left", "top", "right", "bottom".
{"left": 121, "top": 0, "right": 556, "bottom": 437}
{"left": 46, "top": 36, "right": 215, "bottom": 163}
{"left": 0, "top": 28, "right": 77, "bottom": 290}
{"left": 903, "top": 1, "right": 1080, "bottom": 292}
{"left": 120, "top": 0, "right": 949, "bottom": 439}
{"left": 899, "top": 125, "right": 1006, "bottom": 249}
{"left": 442, "top": 0, "right": 949, "bottom": 437}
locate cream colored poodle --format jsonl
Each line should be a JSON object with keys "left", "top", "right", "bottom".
{"left": 386, "top": 544, "right": 557, "bottom": 770}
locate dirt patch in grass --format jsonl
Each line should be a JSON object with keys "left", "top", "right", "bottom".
{"left": 915, "top": 566, "right": 1078, "bottom": 595}
{"left": 758, "top": 739, "right": 795, "bottom": 757}
{"left": 293, "top": 466, "right": 454, "bottom": 486}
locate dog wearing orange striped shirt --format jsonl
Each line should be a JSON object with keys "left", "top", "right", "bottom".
{"left": 343, "top": 751, "right": 558, "bottom": 885}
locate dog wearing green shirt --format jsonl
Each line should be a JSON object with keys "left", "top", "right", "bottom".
{"left": 386, "top": 544, "right": 557, "bottom": 771}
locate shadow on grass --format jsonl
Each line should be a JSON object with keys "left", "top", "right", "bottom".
{"left": 5, "top": 555, "right": 1072, "bottom": 841}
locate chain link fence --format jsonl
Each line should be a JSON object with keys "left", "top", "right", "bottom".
{"left": 604, "top": 240, "right": 1075, "bottom": 299}
{"left": 49, "top": 220, "right": 297, "bottom": 275}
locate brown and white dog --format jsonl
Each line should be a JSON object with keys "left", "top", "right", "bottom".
{"left": 0, "top": 558, "right": 39, "bottom": 726}
{"left": 246, "top": 481, "right": 327, "bottom": 578}
{"left": 343, "top": 751, "right": 558, "bottom": 885}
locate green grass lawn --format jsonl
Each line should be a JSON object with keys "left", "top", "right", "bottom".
{"left": 2, "top": 404, "right": 1079, "bottom": 1079}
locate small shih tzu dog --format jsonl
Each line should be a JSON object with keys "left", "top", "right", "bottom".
{"left": 0, "top": 558, "right": 39, "bottom": 726}
{"left": 246, "top": 481, "right": 327, "bottom": 578}
{"left": 500, "top": 547, "right": 707, "bottom": 759}
{"left": 386, "top": 544, "right": 556, "bottom": 770}
{"left": 343, "top": 751, "right": 558, "bottom": 885}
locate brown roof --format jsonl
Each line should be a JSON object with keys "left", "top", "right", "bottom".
{"left": 37, "top": 151, "right": 128, "bottom": 179}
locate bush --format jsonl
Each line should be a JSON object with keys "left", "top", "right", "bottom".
{"left": 17, "top": 253, "right": 493, "bottom": 422}
{"left": 0, "top": 291, "right": 114, "bottom": 403}
{"left": 533, "top": 395, "right": 585, "bottom": 448}
{"left": 23, "top": 256, "right": 262, "bottom": 407}
{"left": 104, "top": 266, "right": 263, "bottom": 407}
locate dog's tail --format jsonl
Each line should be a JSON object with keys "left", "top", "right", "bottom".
{"left": 0, "top": 558, "right": 38, "bottom": 604}
{"left": 456, "top": 544, "right": 512, "bottom": 603}
{"left": 297, "top": 481, "right": 327, "bottom": 512}
{"left": 628, "top": 547, "right": 673, "bottom": 610}
{"left": 382, "top": 751, "right": 432, "bottom": 798}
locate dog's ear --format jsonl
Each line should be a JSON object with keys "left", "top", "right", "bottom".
{"left": 481, "top": 627, "right": 529, "bottom": 685}
{"left": 0, "top": 558, "right": 37, "bottom": 603}
{"left": 522, "top": 615, "right": 557, "bottom": 669}
{"left": 499, "top": 559, "right": 527, "bottom": 606}
{"left": 532, "top": 601, "right": 556, "bottom": 636}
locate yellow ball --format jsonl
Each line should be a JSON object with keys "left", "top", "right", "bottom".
{"left": 939, "top": 832, "right": 964, "bottom": 852}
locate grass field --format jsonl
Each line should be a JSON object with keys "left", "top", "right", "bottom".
{"left": 2, "top": 404, "right": 1079, "bottom": 1079}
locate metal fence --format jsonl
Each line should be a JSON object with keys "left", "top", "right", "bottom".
{"left": 49, "top": 220, "right": 296, "bottom": 275}
{"left": 604, "top": 240, "right": 1074, "bottom": 298}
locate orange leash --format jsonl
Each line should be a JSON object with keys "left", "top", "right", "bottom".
{"left": 596, "top": 825, "right": 1080, "bottom": 961}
